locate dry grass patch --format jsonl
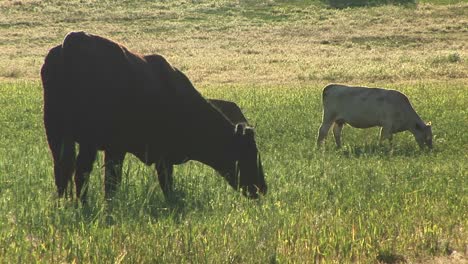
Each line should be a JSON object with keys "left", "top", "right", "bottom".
{"left": 0, "top": 1, "right": 466, "bottom": 85}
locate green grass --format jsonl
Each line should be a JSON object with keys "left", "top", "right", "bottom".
{"left": 0, "top": 0, "right": 467, "bottom": 263}
{"left": 0, "top": 81, "right": 466, "bottom": 263}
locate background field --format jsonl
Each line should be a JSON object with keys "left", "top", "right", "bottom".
{"left": 0, "top": 0, "right": 467, "bottom": 263}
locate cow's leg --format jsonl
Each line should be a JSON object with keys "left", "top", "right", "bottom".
{"left": 75, "top": 144, "right": 97, "bottom": 203}
{"left": 104, "top": 150, "right": 126, "bottom": 201}
{"left": 317, "top": 108, "right": 336, "bottom": 147}
{"left": 379, "top": 126, "right": 393, "bottom": 146}
{"left": 332, "top": 122, "right": 344, "bottom": 148}
{"left": 156, "top": 159, "right": 174, "bottom": 199}
{"left": 317, "top": 121, "right": 334, "bottom": 147}
{"left": 49, "top": 137, "right": 76, "bottom": 198}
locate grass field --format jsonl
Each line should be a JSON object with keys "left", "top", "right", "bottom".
{"left": 0, "top": 0, "right": 467, "bottom": 263}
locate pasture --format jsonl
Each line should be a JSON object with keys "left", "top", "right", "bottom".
{"left": 0, "top": 0, "right": 467, "bottom": 263}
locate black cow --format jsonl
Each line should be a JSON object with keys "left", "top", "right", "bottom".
{"left": 41, "top": 31, "right": 266, "bottom": 202}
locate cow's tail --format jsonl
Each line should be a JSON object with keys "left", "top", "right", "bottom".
{"left": 41, "top": 45, "right": 64, "bottom": 93}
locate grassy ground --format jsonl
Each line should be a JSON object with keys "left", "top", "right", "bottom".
{"left": 0, "top": 0, "right": 467, "bottom": 263}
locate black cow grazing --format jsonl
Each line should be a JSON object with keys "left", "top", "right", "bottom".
{"left": 41, "top": 31, "right": 267, "bottom": 203}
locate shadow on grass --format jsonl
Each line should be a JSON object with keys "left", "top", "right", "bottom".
{"left": 51, "top": 186, "right": 204, "bottom": 227}
{"left": 376, "top": 250, "right": 406, "bottom": 263}
{"left": 340, "top": 143, "right": 432, "bottom": 158}
{"left": 104, "top": 187, "right": 200, "bottom": 225}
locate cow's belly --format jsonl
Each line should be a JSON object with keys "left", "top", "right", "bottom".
{"left": 70, "top": 116, "right": 154, "bottom": 153}
{"left": 346, "top": 121, "right": 379, "bottom": 129}
{"left": 73, "top": 128, "right": 185, "bottom": 166}
{"left": 337, "top": 107, "right": 383, "bottom": 129}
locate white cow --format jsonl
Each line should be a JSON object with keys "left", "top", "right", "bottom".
{"left": 317, "top": 84, "right": 433, "bottom": 149}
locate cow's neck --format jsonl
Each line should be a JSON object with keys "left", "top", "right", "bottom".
{"left": 184, "top": 99, "right": 235, "bottom": 170}
{"left": 163, "top": 69, "right": 236, "bottom": 170}
{"left": 407, "top": 107, "right": 426, "bottom": 131}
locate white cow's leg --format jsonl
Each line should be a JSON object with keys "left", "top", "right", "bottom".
{"left": 332, "top": 122, "right": 344, "bottom": 148}
{"left": 317, "top": 121, "right": 333, "bottom": 147}
{"left": 379, "top": 126, "right": 393, "bottom": 146}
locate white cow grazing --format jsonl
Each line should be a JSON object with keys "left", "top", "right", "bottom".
{"left": 317, "top": 84, "right": 433, "bottom": 149}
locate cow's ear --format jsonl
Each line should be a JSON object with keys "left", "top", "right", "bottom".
{"left": 415, "top": 123, "right": 423, "bottom": 130}
{"left": 235, "top": 123, "right": 245, "bottom": 136}
{"left": 426, "top": 121, "right": 432, "bottom": 127}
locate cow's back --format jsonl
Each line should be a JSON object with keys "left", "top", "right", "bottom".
{"left": 42, "top": 31, "right": 233, "bottom": 163}
{"left": 322, "top": 84, "right": 390, "bottom": 128}
{"left": 322, "top": 84, "right": 386, "bottom": 111}
{"left": 322, "top": 84, "right": 417, "bottom": 129}
{"left": 42, "top": 32, "right": 163, "bottom": 148}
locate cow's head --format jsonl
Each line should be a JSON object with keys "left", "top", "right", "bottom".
{"left": 223, "top": 123, "right": 267, "bottom": 198}
{"left": 415, "top": 122, "right": 433, "bottom": 149}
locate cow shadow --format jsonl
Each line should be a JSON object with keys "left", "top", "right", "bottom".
{"left": 74, "top": 187, "right": 203, "bottom": 226}
{"left": 340, "top": 143, "right": 431, "bottom": 158}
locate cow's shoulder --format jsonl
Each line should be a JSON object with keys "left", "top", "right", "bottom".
{"left": 384, "top": 89, "right": 411, "bottom": 105}
{"left": 143, "top": 54, "right": 175, "bottom": 74}
{"left": 144, "top": 54, "right": 169, "bottom": 66}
